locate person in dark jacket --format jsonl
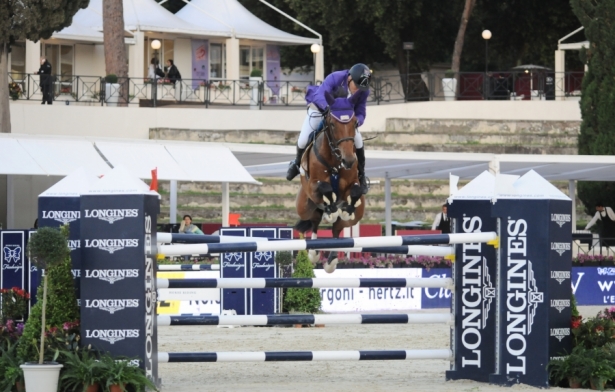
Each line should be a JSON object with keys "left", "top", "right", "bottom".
{"left": 35, "top": 56, "right": 53, "bottom": 104}
{"left": 165, "top": 59, "right": 181, "bottom": 86}
{"left": 431, "top": 204, "right": 451, "bottom": 234}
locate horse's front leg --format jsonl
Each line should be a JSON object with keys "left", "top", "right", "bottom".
{"left": 339, "top": 183, "right": 363, "bottom": 221}
{"left": 309, "top": 179, "right": 339, "bottom": 223}
{"left": 322, "top": 225, "right": 344, "bottom": 274}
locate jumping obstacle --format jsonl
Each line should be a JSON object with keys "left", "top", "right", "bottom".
{"left": 158, "top": 349, "right": 453, "bottom": 363}
{"left": 157, "top": 277, "right": 454, "bottom": 289}
{"left": 158, "top": 232, "right": 496, "bottom": 256}
{"left": 158, "top": 313, "right": 454, "bottom": 326}
{"left": 158, "top": 264, "right": 220, "bottom": 271}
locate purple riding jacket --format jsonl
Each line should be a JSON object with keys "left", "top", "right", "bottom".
{"left": 305, "top": 70, "right": 370, "bottom": 127}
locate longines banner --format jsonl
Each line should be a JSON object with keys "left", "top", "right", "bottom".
{"left": 38, "top": 196, "right": 82, "bottom": 299}
{"left": 445, "top": 199, "right": 497, "bottom": 383}
{"left": 489, "top": 198, "right": 572, "bottom": 388}
{"left": 80, "top": 193, "right": 159, "bottom": 383}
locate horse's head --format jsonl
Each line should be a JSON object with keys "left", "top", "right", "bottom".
{"left": 324, "top": 91, "right": 360, "bottom": 169}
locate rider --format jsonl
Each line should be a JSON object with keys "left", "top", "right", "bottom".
{"left": 286, "top": 63, "right": 371, "bottom": 194}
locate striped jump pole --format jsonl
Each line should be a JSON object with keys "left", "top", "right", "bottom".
{"left": 157, "top": 264, "right": 220, "bottom": 271}
{"left": 157, "top": 233, "right": 270, "bottom": 244}
{"left": 158, "top": 313, "right": 454, "bottom": 326}
{"left": 158, "top": 232, "right": 497, "bottom": 256}
{"left": 158, "top": 349, "right": 453, "bottom": 363}
{"left": 157, "top": 277, "right": 454, "bottom": 289}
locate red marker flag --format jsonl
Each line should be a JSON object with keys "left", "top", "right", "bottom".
{"left": 150, "top": 167, "right": 158, "bottom": 191}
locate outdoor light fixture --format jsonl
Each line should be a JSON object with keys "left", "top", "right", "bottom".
{"left": 151, "top": 39, "right": 162, "bottom": 50}
{"left": 310, "top": 44, "right": 321, "bottom": 54}
{"left": 481, "top": 30, "right": 492, "bottom": 40}
{"left": 482, "top": 29, "right": 492, "bottom": 99}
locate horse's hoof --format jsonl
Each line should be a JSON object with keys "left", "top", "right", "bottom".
{"left": 329, "top": 210, "right": 340, "bottom": 222}
{"left": 308, "top": 250, "right": 320, "bottom": 263}
{"left": 340, "top": 211, "right": 351, "bottom": 221}
{"left": 324, "top": 258, "right": 338, "bottom": 274}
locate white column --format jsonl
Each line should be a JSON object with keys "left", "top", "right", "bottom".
{"left": 6, "top": 175, "right": 14, "bottom": 229}
{"left": 569, "top": 180, "right": 576, "bottom": 231}
{"left": 488, "top": 159, "right": 500, "bottom": 175}
{"left": 385, "top": 173, "right": 392, "bottom": 236}
{"left": 351, "top": 222, "right": 360, "bottom": 238}
{"left": 225, "top": 37, "right": 240, "bottom": 80}
{"left": 169, "top": 180, "right": 178, "bottom": 224}
{"left": 315, "top": 46, "right": 325, "bottom": 83}
{"left": 25, "top": 40, "right": 41, "bottom": 100}
{"left": 222, "top": 182, "right": 229, "bottom": 227}
{"left": 554, "top": 50, "right": 565, "bottom": 101}
{"left": 128, "top": 31, "right": 144, "bottom": 79}
{"left": 174, "top": 38, "right": 192, "bottom": 83}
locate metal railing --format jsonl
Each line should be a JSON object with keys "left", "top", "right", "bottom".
{"left": 7, "top": 71, "right": 584, "bottom": 108}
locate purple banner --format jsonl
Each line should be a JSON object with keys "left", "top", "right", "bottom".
{"left": 191, "top": 40, "right": 209, "bottom": 90}
{"left": 266, "top": 45, "right": 281, "bottom": 99}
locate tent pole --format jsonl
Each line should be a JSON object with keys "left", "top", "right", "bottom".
{"left": 385, "top": 173, "right": 392, "bottom": 236}
{"left": 170, "top": 180, "right": 177, "bottom": 224}
{"left": 222, "top": 182, "right": 229, "bottom": 227}
{"left": 569, "top": 180, "right": 576, "bottom": 231}
{"left": 6, "top": 175, "right": 14, "bottom": 229}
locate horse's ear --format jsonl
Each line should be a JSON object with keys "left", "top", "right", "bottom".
{"left": 325, "top": 91, "right": 335, "bottom": 106}
{"left": 348, "top": 91, "right": 361, "bottom": 106}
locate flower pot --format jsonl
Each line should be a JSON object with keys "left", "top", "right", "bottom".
{"left": 109, "top": 384, "right": 126, "bottom": 392}
{"left": 442, "top": 78, "right": 457, "bottom": 101}
{"left": 568, "top": 377, "right": 582, "bottom": 388}
{"left": 249, "top": 76, "right": 262, "bottom": 109}
{"left": 20, "top": 362, "right": 63, "bottom": 392}
{"left": 15, "top": 381, "right": 24, "bottom": 392}
{"left": 85, "top": 383, "right": 100, "bottom": 392}
{"left": 590, "top": 377, "right": 606, "bottom": 390}
{"left": 105, "top": 83, "right": 120, "bottom": 107}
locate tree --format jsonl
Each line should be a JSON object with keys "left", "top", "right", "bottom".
{"left": 103, "top": 0, "right": 128, "bottom": 105}
{"left": 570, "top": 0, "right": 615, "bottom": 216}
{"left": 0, "top": 0, "right": 89, "bottom": 133}
{"left": 283, "top": 250, "right": 321, "bottom": 313}
{"left": 451, "top": 0, "right": 477, "bottom": 74}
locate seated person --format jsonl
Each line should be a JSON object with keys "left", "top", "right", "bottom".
{"left": 179, "top": 214, "right": 204, "bottom": 235}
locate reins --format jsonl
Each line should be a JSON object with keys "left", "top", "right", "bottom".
{"left": 313, "top": 112, "right": 355, "bottom": 174}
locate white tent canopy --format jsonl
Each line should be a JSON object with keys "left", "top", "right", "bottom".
{"left": 175, "top": 0, "right": 319, "bottom": 45}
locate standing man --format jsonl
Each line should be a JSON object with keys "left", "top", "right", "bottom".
{"left": 36, "top": 56, "right": 53, "bottom": 105}
{"left": 585, "top": 202, "right": 615, "bottom": 247}
{"left": 431, "top": 204, "right": 450, "bottom": 234}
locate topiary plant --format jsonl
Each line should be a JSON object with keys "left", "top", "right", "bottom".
{"left": 283, "top": 250, "right": 321, "bottom": 314}
{"left": 250, "top": 69, "right": 263, "bottom": 78}
{"left": 105, "top": 74, "right": 118, "bottom": 84}
{"left": 21, "top": 226, "right": 76, "bottom": 365}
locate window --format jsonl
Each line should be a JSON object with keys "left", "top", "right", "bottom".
{"left": 44, "top": 44, "right": 74, "bottom": 80}
{"left": 210, "top": 43, "right": 226, "bottom": 79}
{"left": 144, "top": 38, "right": 174, "bottom": 76}
{"left": 10, "top": 42, "right": 25, "bottom": 79}
{"left": 239, "top": 45, "right": 265, "bottom": 79}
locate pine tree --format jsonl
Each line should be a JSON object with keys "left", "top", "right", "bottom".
{"left": 571, "top": 0, "right": 615, "bottom": 216}
{"left": 0, "top": 0, "right": 89, "bottom": 132}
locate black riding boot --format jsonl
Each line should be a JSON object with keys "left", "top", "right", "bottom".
{"left": 356, "top": 147, "right": 369, "bottom": 194}
{"left": 286, "top": 146, "right": 305, "bottom": 181}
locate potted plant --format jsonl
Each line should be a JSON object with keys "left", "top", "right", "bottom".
{"left": 442, "top": 69, "right": 457, "bottom": 101}
{"left": 0, "top": 287, "right": 30, "bottom": 322}
{"left": 0, "top": 340, "right": 24, "bottom": 392}
{"left": 249, "top": 69, "right": 263, "bottom": 109}
{"left": 20, "top": 226, "right": 70, "bottom": 392}
{"left": 60, "top": 347, "right": 105, "bottom": 392}
{"left": 104, "top": 74, "right": 120, "bottom": 107}
{"left": 100, "top": 354, "right": 157, "bottom": 392}
{"left": 283, "top": 250, "right": 321, "bottom": 325}
{"left": 548, "top": 347, "right": 589, "bottom": 388}
{"left": 578, "top": 348, "right": 615, "bottom": 390}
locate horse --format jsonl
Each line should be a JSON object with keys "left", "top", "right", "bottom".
{"left": 294, "top": 91, "right": 365, "bottom": 273}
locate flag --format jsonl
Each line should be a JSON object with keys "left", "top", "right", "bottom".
{"left": 150, "top": 168, "right": 158, "bottom": 191}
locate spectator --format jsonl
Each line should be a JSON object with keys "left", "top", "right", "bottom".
{"left": 585, "top": 202, "right": 615, "bottom": 247}
{"left": 431, "top": 204, "right": 450, "bottom": 234}
{"left": 148, "top": 58, "right": 164, "bottom": 80}
{"left": 165, "top": 59, "right": 181, "bottom": 87}
{"left": 179, "top": 214, "right": 204, "bottom": 235}
{"left": 35, "top": 56, "right": 53, "bottom": 105}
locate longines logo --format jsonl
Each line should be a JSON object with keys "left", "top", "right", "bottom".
{"left": 551, "top": 270, "right": 570, "bottom": 284}
{"left": 84, "top": 269, "right": 139, "bottom": 284}
{"left": 551, "top": 242, "right": 571, "bottom": 256}
{"left": 42, "top": 210, "right": 80, "bottom": 224}
{"left": 84, "top": 239, "right": 139, "bottom": 254}
{"left": 85, "top": 329, "right": 139, "bottom": 344}
{"left": 84, "top": 209, "right": 138, "bottom": 224}
{"left": 84, "top": 299, "right": 139, "bottom": 314}
{"left": 550, "top": 299, "right": 570, "bottom": 313}
{"left": 67, "top": 240, "right": 80, "bottom": 251}
{"left": 551, "top": 213, "right": 571, "bottom": 228}
{"left": 550, "top": 328, "right": 570, "bottom": 342}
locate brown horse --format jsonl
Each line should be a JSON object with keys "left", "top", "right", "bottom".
{"left": 295, "top": 92, "right": 365, "bottom": 273}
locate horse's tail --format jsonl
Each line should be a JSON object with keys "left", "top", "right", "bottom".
{"left": 294, "top": 219, "right": 313, "bottom": 234}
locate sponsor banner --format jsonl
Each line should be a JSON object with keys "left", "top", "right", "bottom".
{"left": 249, "top": 228, "right": 277, "bottom": 315}
{"left": 571, "top": 267, "right": 615, "bottom": 305}
{"left": 220, "top": 228, "right": 249, "bottom": 315}
{"left": 489, "top": 199, "right": 572, "bottom": 388}
{"left": 314, "top": 268, "right": 422, "bottom": 312}
{"left": 1, "top": 231, "right": 33, "bottom": 315}
{"left": 156, "top": 271, "right": 220, "bottom": 314}
{"left": 80, "top": 193, "right": 159, "bottom": 381}
{"left": 191, "top": 39, "right": 208, "bottom": 90}
{"left": 446, "top": 200, "right": 497, "bottom": 383}
{"left": 421, "top": 268, "right": 452, "bottom": 309}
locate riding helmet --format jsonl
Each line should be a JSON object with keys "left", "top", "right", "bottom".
{"left": 348, "top": 63, "right": 371, "bottom": 91}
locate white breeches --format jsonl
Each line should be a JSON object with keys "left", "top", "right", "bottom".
{"left": 297, "top": 108, "right": 363, "bottom": 149}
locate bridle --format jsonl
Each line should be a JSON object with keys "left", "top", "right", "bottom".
{"left": 314, "top": 111, "right": 354, "bottom": 173}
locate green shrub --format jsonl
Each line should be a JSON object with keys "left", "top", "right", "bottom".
{"left": 105, "top": 74, "right": 118, "bottom": 84}
{"left": 250, "top": 69, "right": 263, "bottom": 78}
{"left": 282, "top": 250, "right": 321, "bottom": 313}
